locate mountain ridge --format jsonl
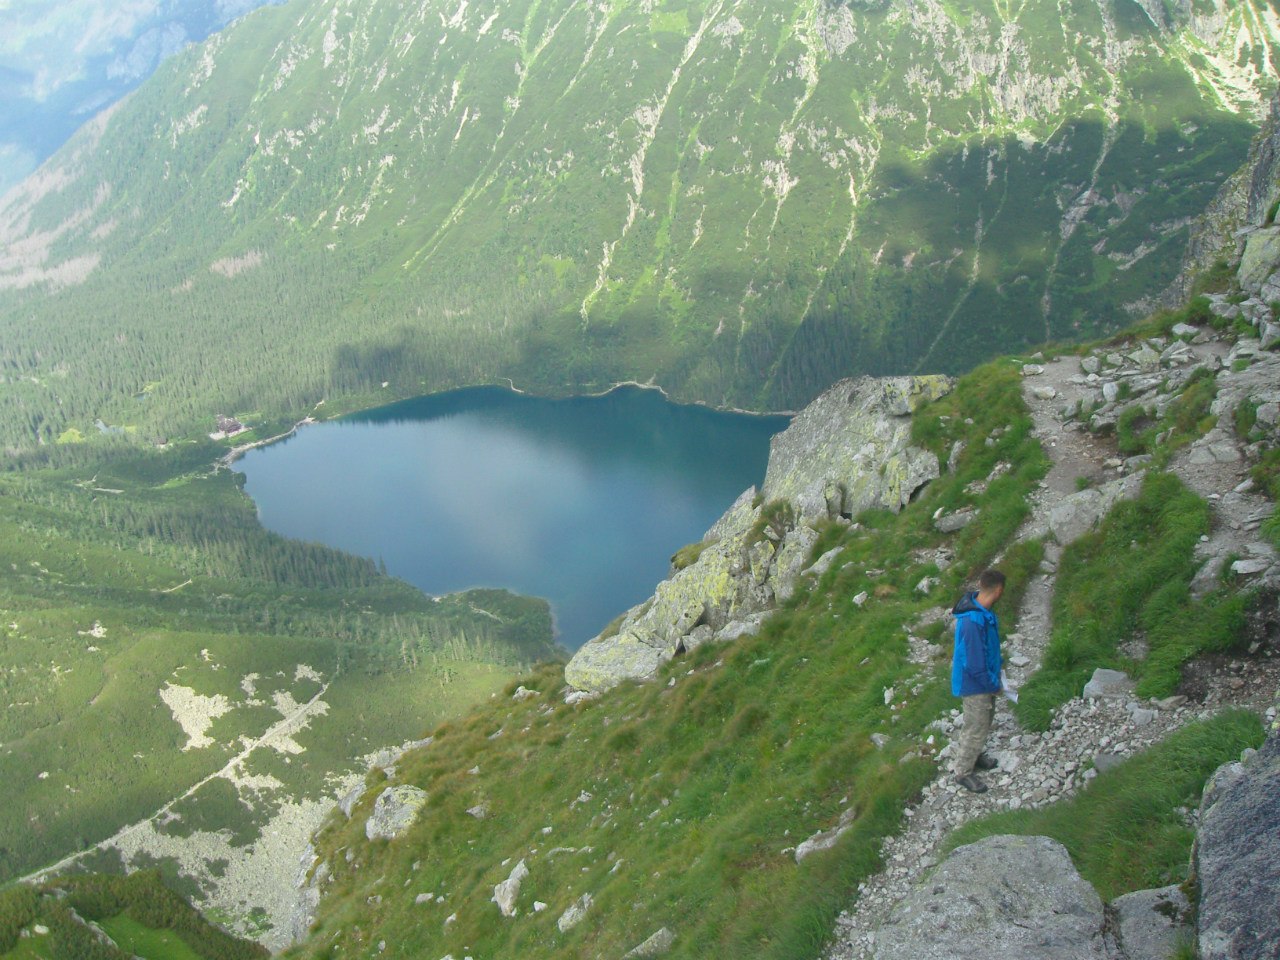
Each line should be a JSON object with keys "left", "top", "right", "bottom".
{"left": 1, "top": 0, "right": 1277, "bottom": 449}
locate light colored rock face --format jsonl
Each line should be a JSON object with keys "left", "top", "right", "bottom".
{"left": 1111, "top": 885, "right": 1190, "bottom": 960}
{"left": 492, "top": 859, "right": 529, "bottom": 917}
{"left": 762, "top": 375, "right": 953, "bottom": 524}
{"left": 364, "top": 785, "right": 428, "bottom": 841}
{"left": 1195, "top": 730, "right": 1280, "bottom": 960}
{"left": 565, "top": 375, "right": 954, "bottom": 693}
{"left": 1239, "top": 226, "right": 1280, "bottom": 293}
{"left": 1047, "top": 474, "right": 1143, "bottom": 545}
{"left": 557, "top": 892, "right": 593, "bottom": 932}
{"left": 872, "top": 835, "right": 1108, "bottom": 960}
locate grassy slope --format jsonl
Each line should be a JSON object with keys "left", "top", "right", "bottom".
{"left": 290, "top": 344, "right": 1273, "bottom": 960}
{"left": 286, "top": 363, "right": 1050, "bottom": 960}
{"left": 0, "top": 440, "right": 557, "bottom": 889}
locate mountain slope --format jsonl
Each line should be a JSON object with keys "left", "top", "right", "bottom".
{"left": 0, "top": 439, "right": 558, "bottom": 945}
{"left": 1, "top": 0, "right": 1277, "bottom": 448}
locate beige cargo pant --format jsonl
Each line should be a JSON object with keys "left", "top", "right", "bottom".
{"left": 951, "top": 693, "right": 995, "bottom": 777}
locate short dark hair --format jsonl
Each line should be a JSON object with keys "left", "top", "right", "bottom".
{"left": 978, "top": 568, "right": 1006, "bottom": 591}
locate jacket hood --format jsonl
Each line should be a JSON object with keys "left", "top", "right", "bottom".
{"left": 952, "top": 591, "right": 989, "bottom": 616}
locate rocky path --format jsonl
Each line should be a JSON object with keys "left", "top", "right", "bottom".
{"left": 825, "top": 336, "right": 1280, "bottom": 960}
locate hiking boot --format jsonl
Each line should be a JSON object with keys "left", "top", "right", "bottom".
{"left": 955, "top": 773, "right": 989, "bottom": 794}
{"left": 974, "top": 753, "right": 998, "bottom": 771}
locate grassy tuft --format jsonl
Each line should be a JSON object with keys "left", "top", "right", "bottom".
{"left": 1015, "top": 472, "right": 1226, "bottom": 729}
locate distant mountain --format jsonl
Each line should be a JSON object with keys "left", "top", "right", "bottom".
{"left": 0, "top": 0, "right": 1276, "bottom": 448}
{"left": 0, "top": 0, "right": 285, "bottom": 197}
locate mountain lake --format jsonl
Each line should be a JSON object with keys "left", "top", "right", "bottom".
{"left": 235, "top": 386, "right": 789, "bottom": 650}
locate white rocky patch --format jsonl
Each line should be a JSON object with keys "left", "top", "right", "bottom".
{"left": 210, "top": 250, "right": 265, "bottom": 278}
{"left": 294, "top": 664, "right": 323, "bottom": 684}
{"left": 159, "top": 683, "right": 234, "bottom": 751}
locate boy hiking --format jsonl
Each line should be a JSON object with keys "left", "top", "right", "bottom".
{"left": 949, "top": 569, "right": 1006, "bottom": 793}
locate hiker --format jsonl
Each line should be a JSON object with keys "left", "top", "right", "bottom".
{"left": 949, "top": 568, "right": 1005, "bottom": 794}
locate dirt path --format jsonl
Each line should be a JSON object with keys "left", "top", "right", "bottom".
{"left": 824, "top": 340, "right": 1280, "bottom": 960}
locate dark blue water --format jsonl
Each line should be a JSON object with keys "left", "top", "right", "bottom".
{"left": 235, "top": 386, "right": 788, "bottom": 649}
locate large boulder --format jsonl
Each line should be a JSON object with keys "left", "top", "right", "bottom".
{"left": 1046, "top": 473, "right": 1143, "bottom": 544}
{"left": 762, "top": 375, "right": 953, "bottom": 524}
{"left": 872, "top": 835, "right": 1108, "bottom": 960}
{"left": 364, "top": 785, "right": 428, "bottom": 841}
{"left": 1193, "top": 724, "right": 1280, "bottom": 960}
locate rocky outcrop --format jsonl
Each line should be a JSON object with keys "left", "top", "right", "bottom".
{"left": 565, "top": 375, "right": 953, "bottom": 693}
{"left": 492, "top": 859, "right": 529, "bottom": 917}
{"left": 364, "top": 785, "right": 428, "bottom": 841}
{"left": 871, "top": 835, "right": 1109, "bottom": 960}
{"left": 762, "top": 375, "right": 953, "bottom": 525}
{"left": 1169, "top": 91, "right": 1280, "bottom": 302}
{"left": 1193, "top": 721, "right": 1280, "bottom": 960}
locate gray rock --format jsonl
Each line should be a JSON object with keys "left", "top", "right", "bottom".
{"left": 804, "top": 546, "right": 844, "bottom": 578}
{"left": 1194, "top": 725, "right": 1280, "bottom": 960}
{"left": 872, "top": 835, "right": 1108, "bottom": 960}
{"left": 1093, "top": 752, "right": 1125, "bottom": 774}
{"left": 1081, "top": 356, "right": 1101, "bottom": 374}
{"left": 466, "top": 803, "right": 489, "bottom": 820}
{"left": 492, "top": 859, "right": 529, "bottom": 917}
{"left": 795, "top": 807, "right": 857, "bottom": 863}
{"left": 1239, "top": 225, "right": 1280, "bottom": 293}
{"left": 1083, "top": 668, "right": 1135, "bottom": 700}
{"left": 915, "top": 576, "right": 940, "bottom": 594}
{"left": 624, "top": 927, "right": 676, "bottom": 958}
{"left": 935, "top": 509, "right": 976, "bottom": 533}
{"left": 1031, "top": 385, "right": 1058, "bottom": 400}
{"left": 557, "top": 892, "right": 593, "bottom": 933}
{"left": 1170, "top": 322, "right": 1199, "bottom": 338}
{"left": 1231, "top": 558, "right": 1270, "bottom": 576}
{"left": 1111, "top": 885, "right": 1190, "bottom": 960}
{"left": 1049, "top": 475, "right": 1142, "bottom": 545}
{"left": 772, "top": 525, "right": 821, "bottom": 602}
{"left": 714, "top": 613, "right": 771, "bottom": 644}
{"left": 852, "top": 591, "right": 869, "bottom": 607}
{"left": 762, "top": 375, "right": 953, "bottom": 524}
{"left": 1260, "top": 321, "right": 1280, "bottom": 350}
{"left": 1021, "top": 364, "right": 1046, "bottom": 376}
{"left": 365, "top": 785, "right": 428, "bottom": 841}
{"left": 1102, "top": 381, "right": 1120, "bottom": 403}
{"left": 338, "top": 783, "right": 367, "bottom": 819}
{"left": 1129, "top": 707, "right": 1157, "bottom": 728}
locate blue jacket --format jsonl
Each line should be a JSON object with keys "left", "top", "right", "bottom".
{"left": 951, "top": 591, "right": 1002, "bottom": 697}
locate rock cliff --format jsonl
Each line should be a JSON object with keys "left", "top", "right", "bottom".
{"left": 1169, "top": 90, "right": 1280, "bottom": 304}
{"left": 564, "top": 375, "right": 953, "bottom": 693}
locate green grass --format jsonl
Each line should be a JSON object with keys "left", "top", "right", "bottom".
{"left": 99, "top": 916, "right": 205, "bottom": 960}
{"left": 945, "top": 710, "right": 1265, "bottom": 900}
{"left": 0, "top": 872, "right": 265, "bottom": 960}
{"left": 1015, "top": 471, "right": 1245, "bottom": 730}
